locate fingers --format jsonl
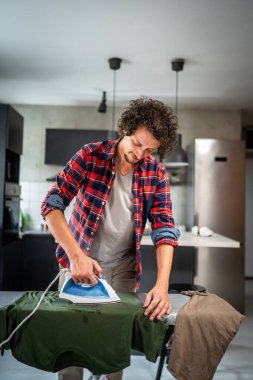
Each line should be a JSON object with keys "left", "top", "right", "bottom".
{"left": 143, "top": 293, "right": 152, "bottom": 308}
{"left": 88, "top": 276, "right": 98, "bottom": 286}
{"left": 72, "top": 274, "right": 83, "bottom": 284}
{"left": 155, "top": 302, "right": 172, "bottom": 320}
{"left": 144, "top": 294, "right": 171, "bottom": 321}
{"left": 86, "top": 260, "right": 102, "bottom": 286}
{"left": 91, "top": 259, "right": 103, "bottom": 278}
{"left": 70, "top": 257, "right": 102, "bottom": 286}
{"left": 74, "top": 274, "right": 98, "bottom": 286}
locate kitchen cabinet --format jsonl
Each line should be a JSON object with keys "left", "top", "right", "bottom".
{"left": 1, "top": 105, "right": 24, "bottom": 155}
{"left": 0, "top": 105, "right": 24, "bottom": 291}
{"left": 21, "top": 233, "right": 59, "bottom": 291}
{"left": 139, "top": 246, "right": 195, "bottom": 292}
{"left": 0, "top": 239, "right": 22, "bottom": 290}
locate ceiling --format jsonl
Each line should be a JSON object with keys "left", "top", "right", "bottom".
{"left": 1, "top": 0, "right": 253, "bottom": 110}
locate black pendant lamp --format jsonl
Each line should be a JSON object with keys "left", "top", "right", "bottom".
{"left": 98, "top": 91, "right": 107, "bottom": 113}
{"left": 108, "top": 57, "right": 122, "bottom": 133}
{"left": 163, "top": 58, "right": 188, "bottom": 168}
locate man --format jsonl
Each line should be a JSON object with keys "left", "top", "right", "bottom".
{"left": 41, "top": 97, "right": 180, "bottom": 380}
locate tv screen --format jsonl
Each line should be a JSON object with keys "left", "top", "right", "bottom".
{"left": 45, "top": 129, "right": 117, "bottom": 165}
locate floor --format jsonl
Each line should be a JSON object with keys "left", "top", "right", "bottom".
{"left": 0, "top": 280, "right": 252, "bottom": 380}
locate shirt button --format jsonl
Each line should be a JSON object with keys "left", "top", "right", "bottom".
{"left": 108, "top": 185, "right": 111, "bottom": 189}
{"left": 86, "top": 247, "right": 90, "bottom": 251}
{"left": 96, "top": 216, "right": 99, "bottom": 221}
{"left": 101, "top": 201, "right": 105, "bottom": 206}
{"left": 91, "top": 231, "right": 94, "bottom": 236}
{"left": 112, "top": 171, "right": 115, "bottom": 175}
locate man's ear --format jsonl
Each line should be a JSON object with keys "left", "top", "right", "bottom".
{"left": 122, "top": 129, "right": 127, "bottom": 136}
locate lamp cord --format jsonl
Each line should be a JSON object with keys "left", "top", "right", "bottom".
{"left": 112, "top": 69, "right": 116, "bottom": 132}
{"left": 175, "top": 70, "right": 179, "bottom": 120}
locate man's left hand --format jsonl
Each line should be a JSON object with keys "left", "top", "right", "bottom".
{"left": 143, "top": 286, "right": 172, "bottom": 321}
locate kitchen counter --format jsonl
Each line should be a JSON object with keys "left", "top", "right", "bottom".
{"left": 20, "top": 230, "right": 52, "bottom": 237}
{"left": 21, "top": 230, "right": 240, "bottom": 248}
{"left": 142, "top": 231, "right": 240, "bottom": 248}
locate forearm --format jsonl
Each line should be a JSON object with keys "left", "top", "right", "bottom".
{"left": 45, "top": 209, "right": 102, "bottom": 283}
{"left": 144, "top": 244, "right": 174, "bottom": 320}
{"left": 45, "top": 209, "right": 83, "bottom": 261}
{"left": 155, "top": 244, "right": 174, "bottom": 290}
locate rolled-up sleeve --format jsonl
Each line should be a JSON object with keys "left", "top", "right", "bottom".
{"left": 151, "top": 226, "right": 180, "bottom": 248}
{"left": 149, "top": 163, "right": 180, "bottom": 248}
{"left": 41, "top": 147, "right": 87, "bottom": 218}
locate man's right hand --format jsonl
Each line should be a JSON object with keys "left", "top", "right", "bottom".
{"left": 45, "top": 210, "right": 102, "bottom": 286}
{"left": 69, "top": 254, "right": 102, "bottom": 286}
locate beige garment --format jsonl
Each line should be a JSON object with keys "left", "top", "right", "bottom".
{"left": 168, "top": 292, "right": 245, "bottom": 380}
{"left": 58, "top": 259, "right": 136, "bottom": 380}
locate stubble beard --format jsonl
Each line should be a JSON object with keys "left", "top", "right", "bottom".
{"left": 124, "top": 152, "right": 139, "bottom": 165}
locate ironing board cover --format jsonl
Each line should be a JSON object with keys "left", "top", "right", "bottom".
{"left": 0, "top": 291, "right": 167, "bottom": 375}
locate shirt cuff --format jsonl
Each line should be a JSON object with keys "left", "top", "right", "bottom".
{"left": 44, "top": 194, "right": 66, "bottom": 213}
{"left": 151, "top": 227, "right": 180, "bottom": 248}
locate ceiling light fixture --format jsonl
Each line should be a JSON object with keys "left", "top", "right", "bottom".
{"left": 163, "top": 58, "right": 188, "bottom": 168}
{"left": 97, "top": 91, "right": 107, "bottom": 113}
{"left": 108, "top": 57, "right": 122, "bottom": 133}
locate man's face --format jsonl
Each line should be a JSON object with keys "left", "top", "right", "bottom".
{"left": 121, "top": 126, "right": 160, "bottom": 165}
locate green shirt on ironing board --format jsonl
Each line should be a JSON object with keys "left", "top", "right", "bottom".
{"left": 0, "top": 291, "right": 167, "bottom": 375}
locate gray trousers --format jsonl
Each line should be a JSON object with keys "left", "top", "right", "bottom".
{"left": 58, "top": 259, "right": 136, "bottom": 380}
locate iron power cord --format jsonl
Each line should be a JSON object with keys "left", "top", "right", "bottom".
{"left": 0, "top": 269, "right": 67, "bottom": 349}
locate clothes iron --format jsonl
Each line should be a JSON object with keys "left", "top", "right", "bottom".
{"left": 59, "top": 271, "right": 121, "bottom": 304}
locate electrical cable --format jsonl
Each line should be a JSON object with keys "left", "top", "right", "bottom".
{"left": 0, "top": 271, "right": 61, "bottom": 349}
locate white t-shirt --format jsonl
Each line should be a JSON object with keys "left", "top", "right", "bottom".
{"left": 89, "top": 161, "right": 136, "bottom": 267}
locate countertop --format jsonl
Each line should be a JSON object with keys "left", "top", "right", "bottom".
{"left": 142, "top": 231, "right": 240, "bottom": 248}
{"left": 21, "top": 230, "right": 52, "bottom": 237}
{"left": 22, "top": 230, "right": 240, "bottom": 248}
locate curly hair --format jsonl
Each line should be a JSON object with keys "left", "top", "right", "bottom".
{"left": 117, "top": 97, "right": 177, "bottom": 156}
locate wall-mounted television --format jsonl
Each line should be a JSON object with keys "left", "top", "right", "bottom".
{"left": 45, "top": 129, "right": 118, "bottom": 165}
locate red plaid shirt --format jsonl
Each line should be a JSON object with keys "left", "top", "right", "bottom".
{"left": 41, "top": 139, "right": 179, "bottom": 286}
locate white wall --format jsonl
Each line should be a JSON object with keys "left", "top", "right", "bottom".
{"left": 179, "top": 109, "right": 241, "bottom": 148}
{"left": 14, "top": 104, "right": 241, "bottom": 229}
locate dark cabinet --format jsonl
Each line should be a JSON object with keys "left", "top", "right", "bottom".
{"left": 1, "top": 233, "right": 196, "bottom": 292}
{"left": 138, "top": 246, "right": 195, "bottom": 292}
{"left": 5, "top": 105, "right": 24, "bottom": 155}
{"left": 0, "top": 239, "right": 22, "bottom": 290}
{"left": 5, "top": 149, "right": 20, "bottom": 183}
{"left": 21, "top": 234, "right": 59, "bottom": 291}
{"left": 0, "top": 105, "right": 24, "bottom": 253}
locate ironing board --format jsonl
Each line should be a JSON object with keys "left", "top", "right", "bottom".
{"left": 0, "top": 291, "right": 190, "bottom": 379}
{"left": 137, "top": 292, "right": 190, "bottom": 380}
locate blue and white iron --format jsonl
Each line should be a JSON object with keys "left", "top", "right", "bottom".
{"left": 59, "top": 271, "right": 120, "bottom": 304}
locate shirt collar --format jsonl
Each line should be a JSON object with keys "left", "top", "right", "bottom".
{"left": 99, "top": 137, "right": 121, "bottom": 161}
